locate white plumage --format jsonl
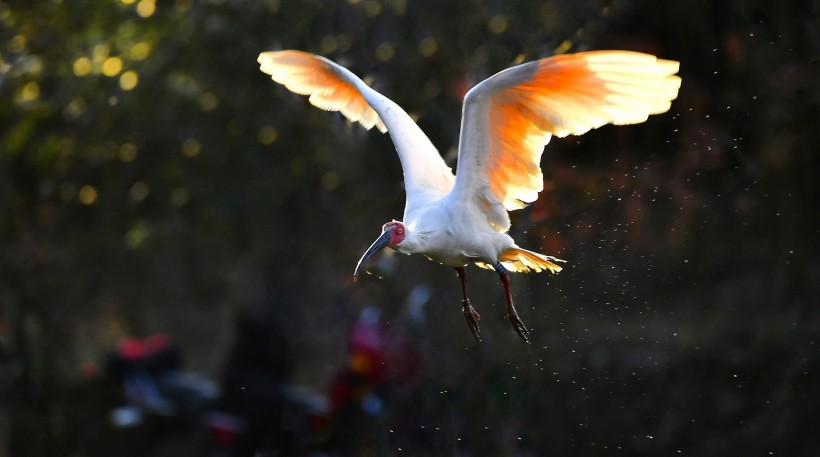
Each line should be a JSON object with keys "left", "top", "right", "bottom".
{"left": 258, "top": 49, "right": 681, "bottom": 341}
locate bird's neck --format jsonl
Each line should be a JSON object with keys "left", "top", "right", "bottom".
{"left": 394, "top": 229, "right": 427, "bottom": 255}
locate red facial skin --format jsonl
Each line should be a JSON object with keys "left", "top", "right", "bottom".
{"left": 383, "top": 221, "right": 405, "bottom": 245}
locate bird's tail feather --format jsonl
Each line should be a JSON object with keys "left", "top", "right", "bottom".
{"left": 478, "top": 247, "right": 565, "bottom": 273}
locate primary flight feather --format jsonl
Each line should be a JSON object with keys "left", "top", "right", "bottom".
{"left": 258, "top": 49, "right": 681, "bottom": 342}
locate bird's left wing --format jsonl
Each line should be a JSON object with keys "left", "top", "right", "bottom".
{"left": 258, "top": 50, "right": 456, "bottom": 207}
{"left": 447, "top": 51, "right": 681, "bottom": 232}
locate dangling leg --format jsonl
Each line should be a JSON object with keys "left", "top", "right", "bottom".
{"left": 454, "top": 266, "right": 481, "bottom": 341}
{"left": 494, "top": 261, "right": 530, "bottom": 343}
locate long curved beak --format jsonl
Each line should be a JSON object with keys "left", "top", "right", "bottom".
{"left": 353, "top": 231, "right": 391, "bottom": 281}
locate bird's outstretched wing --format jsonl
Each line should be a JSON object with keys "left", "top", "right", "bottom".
{"left": 448, "top": 51, "right": 681, "bottom": 232}
{"left": 258, "top": 50, "right": 456, "bottom": 208}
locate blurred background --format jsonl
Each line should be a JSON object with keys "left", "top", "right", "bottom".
{"left": 1, "top": 0, "right": 818, "bottom": 456}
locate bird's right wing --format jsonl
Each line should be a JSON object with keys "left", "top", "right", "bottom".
{"left": 258, "top": 51, "right": 456, "bottom": 209}
{"left": 447, "top": 51, "right": 681, "bottom": 232}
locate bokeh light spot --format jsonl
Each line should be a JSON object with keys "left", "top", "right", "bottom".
{"left": 102, "top": 56, "right": 123, "bottom": 76}
{"left": 130, "top": 42, "right": 151, "bottom": 60}
{"left": 375, "top": 42, "right": 395, "bottom": 62}
{"left": 136, "top": 0, "right": 156, "bottom": 18}
{"left": 418, "top": 37, "right": 438, "bottom": 57}
{"left": 320, "top": 35, "right": 338, "bottom": 54}
{"left": 488, "top": 15, "right": 508, "bottom": 34}
{"left": 124, "top": 221, "right": 149, "bottom": 250}
{"left": 365, "top": 0, "right": 382, "bottom": 17}
{"left": 199, "top": 92, "right": 219, "bottom": 111}
{"left": 257, "top": 126, "right": 279, "bottom": 145}
{"left": 119, "top": 70, "right": 139, "bottom": 90}
{"left": 78, "top": 185, "right": 99, "bottom": 205}
{"left": 93, "top": 43, "right": 110, "bottom": 62}
{"left": 554, "top": 39, "right": 572, "bottom": 55}
{"left": 119, "top": 143, "right": 138, "bottom": 162}
{"left": 8, "top": 34, "right": 26, "bottom": 53}
{"left": 181, "top": 138, "right": 201, "bottom": 158}
{"left": 73, "top": 57, "right": 92, "bottom": 76}
{"left": 321, "top": 171, "right": 340, "bottom": 190}
{"left": 129, "top": 181, "right": 150, "bottom": 202}
{"left": 17, "top": 81, "right": 40, "bottom": 103}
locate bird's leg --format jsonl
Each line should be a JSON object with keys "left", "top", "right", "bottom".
{"left": 494, "top": 261, "right": 530, "bottom": 343}
{"left": 454, "top": 266, "right": 481, "bottom": 341}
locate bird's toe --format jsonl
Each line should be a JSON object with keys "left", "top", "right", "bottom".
{"left": 462, "top": 299, "right": 481, "bottom": 342}
{"left": 509, "top": 315, "right": 530, "bottom": 343}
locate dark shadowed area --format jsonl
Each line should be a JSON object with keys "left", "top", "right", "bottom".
{"left": 1, "top": 0, "right": 818, "bottom": 456}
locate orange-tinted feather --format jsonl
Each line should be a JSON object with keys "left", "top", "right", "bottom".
{"left": 476, "top": 247, "right": 564, "bottom": 273}
{"left": 473, "top": 51, "right": 681, "bottom": 213}
{"left": 258, "top": 50, "right": 387, "bottom": 132}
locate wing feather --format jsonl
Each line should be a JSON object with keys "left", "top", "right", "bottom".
{"left": 258, "top": 50, "right": 456, "bottom": 210}
{"left": 259, "top": 50, "right": 387, "bottom": 132}
{"left": 448, "top": 50, "right": 681, "bottom": 231}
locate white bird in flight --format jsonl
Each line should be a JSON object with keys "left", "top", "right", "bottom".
{"left": 258, "top": 49, "right": 681, "bottom": 342}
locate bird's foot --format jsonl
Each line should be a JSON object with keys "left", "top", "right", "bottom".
{"left": 462, "top": 299, "right": 481, "bottom": 342}
{"left": 508, "top": 307, "right": 530, "bottom": 343}
{"left": 494, "top": 262, "right": 531, "bottom": 343}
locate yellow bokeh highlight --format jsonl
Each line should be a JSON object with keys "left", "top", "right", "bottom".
{"left": 124, "top": 221, "right": 149, "bottom": 250}
{"left": 119, "top": 71, "right": 139, "bottom": 91}
{"left": 120, "top": 0, "right": 137, "bottom": 5}
{"left": 119, "top": 143, "right": 138, "bottom": 162}
{"left": 364, "top": 1, "right": 381, "bottom": 17}
{"left": 73, "top": 57, "right": 92, "bottom": 76}
{"left": 375, "top": 42, "right": 395, "bottom": 62}
{"left": 199, "top": 92, "right": 219, "bottom": 111}
{"left": 257, "top": 126, "right": 278, "bottom": 145}
{"left": 78, "top": 185, "right": 99, "bottom": 205}
{"left": 93, "top": 43, "right": 110, "bottom": 61}
{"left": 181, "top": 138, "right": 201, "bottom": 158}
{"left": 488, "top": 15, "right": 508, "bottom": 34}
{"left": 130, "top": 42, "right": 151, "bottom": 60}
{"left": 102, "top": 57, "right": 123, "bottom": 77}
{"left": 554, "top": 39, "right": 573, "bottom": 55}
{"left": 9, "top": 34, "right": 26, "bottom": 53}
{"left": 129, "top": 181, "right": 150, "bottom": 202}
{"left": 418, "top": 37, "right": 438, "bottom": 57}
{"left": 17, "top": 81, "right": 40, "bottom": 103}
{"left": 319, "top": 35, "right": 338, "bottom": 54}
{"left": 136, "top": 0, "right": 156, "bottom": 18}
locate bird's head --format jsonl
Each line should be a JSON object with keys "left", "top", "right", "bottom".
{"left": 353, "top": 220, "right": 406, "bottom": 281}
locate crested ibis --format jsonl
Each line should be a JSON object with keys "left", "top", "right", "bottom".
{"left": 258, "top": 49, "right": 681, "bottom": 342}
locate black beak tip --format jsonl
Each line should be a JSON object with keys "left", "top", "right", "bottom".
{"left": 352, "top": 231, "right": 392, "bottom": 282}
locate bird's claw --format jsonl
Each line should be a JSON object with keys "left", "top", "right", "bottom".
{"left": 508, "top": 311, "right": 530, "bottom": 343}
{"left": 462, "top": 299, "right": 481, "bottom": 342}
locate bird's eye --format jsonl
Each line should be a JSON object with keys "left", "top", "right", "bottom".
{"left": 397, "top": 228, "right": 403, "bottom": 234}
